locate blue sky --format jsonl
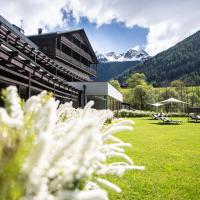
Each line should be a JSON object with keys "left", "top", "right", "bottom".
{"left": 1, "top": 0, "right": 200, "bottom": 56}
{"left": 61, "top": 14, "right": 149, "bottom": 53}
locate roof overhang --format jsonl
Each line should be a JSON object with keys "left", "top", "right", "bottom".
{"left": 69, "top": 82, "right": 123, "bottom": 102}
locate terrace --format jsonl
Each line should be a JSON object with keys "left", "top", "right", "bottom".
{"left": 0, "top": 15, "right": 80, "bottom": 104}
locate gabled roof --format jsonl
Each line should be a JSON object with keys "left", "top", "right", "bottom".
{"left": 28, "top": 29, "right": 98, "bottom": 64}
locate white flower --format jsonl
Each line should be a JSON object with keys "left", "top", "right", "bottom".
{"left": 97, "top": 178, "right": 122, "bottom": 193}
{"left": 22, "top": 98, "right": 144, "bottom": 200}
{"left": 0, "top": 86, "right": 24, "bottom": 129}
{"left": 0, "top": 86, "right": 144, "bottom": 200}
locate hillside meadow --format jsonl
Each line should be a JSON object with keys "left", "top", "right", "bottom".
{"left": 106, "top": 117, "right": 200, "bottom": 200}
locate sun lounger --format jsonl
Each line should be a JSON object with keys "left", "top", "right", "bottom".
{"left": 160, "top": 117, "right": 182, "bottom": 124}
{"left": 188, "top": 114, "right": 200, "bottom": 122}
{"left": 152, "top": 114, "right": 159, "bottom": 120}
{"left": 158, "top": 112, "right": 167, "bottom": 117}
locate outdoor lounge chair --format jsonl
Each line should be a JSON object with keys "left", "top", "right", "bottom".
{"left": 159, "top": 117, "right": 182, "bottom": 124}
{"left": 152, "top": 113, "right": 159, "bottom": 120}
{"left": 158, "top": 112, "right": 167, "bottom": 117}
{"left": 188, "top": 113, "right": 200, "bottom": 122}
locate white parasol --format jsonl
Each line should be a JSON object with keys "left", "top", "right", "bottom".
{"left": 150, "top": 102, "right": 164, "bottom": 113}
{"left": 161, "top": 97, "right": 187, "bottom": 116}
{"left": 161, "top": 98, "right": 187, "bottom": 104}
{"left": 151, "top": 102, "right": 164, "bottom": 107}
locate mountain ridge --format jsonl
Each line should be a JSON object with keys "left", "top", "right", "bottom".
{"left": 116, "top": 30, "right": 200, "bottom": 86}
{"left": 93, "top": 61, "right": 139, "bottom": 81}
{"left": 96, "top": 48, "right": 149, "bottom": 63}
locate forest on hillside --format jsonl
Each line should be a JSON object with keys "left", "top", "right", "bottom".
{"left": 93, "top": 61, "right": 139, "bottom": 81}
{"left": 110, "top": 74, "right": 200, "bottom": 111}
{"left": 116, "top": 30, "right": 200, "bottom": 86}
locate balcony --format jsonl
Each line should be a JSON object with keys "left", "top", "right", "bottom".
{"left": 61, "top": 36, "right": 94, "bottom": 63}
{"left": 55, "top": 48, "right": 96, "bottom": 77}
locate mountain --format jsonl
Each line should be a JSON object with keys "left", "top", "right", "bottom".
{"left": 96, "top": 48, "right": 149, "bottom": 63}
{"left": 116, "top": 30, "right": 200, "bottom": 86}
{"left": 94, "top": 61, "right": 139, "bottom": 81}
{"left": 95, "top": 51, "right": 108, "bottom": 63}
{"left": 94, "top": 48, "right": 149, "bottom": 81}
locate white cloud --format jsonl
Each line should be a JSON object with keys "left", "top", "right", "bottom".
{"left": 0, "top": 0, "right": 67, "bottom": 34}
{"left": 1, "top": 0, "right": 200, "bottom": 55}
{"left": 64, "top": 0, "right": 200, "bottom": 55}
{"left": 145, "top": 21, "right": 181, "bottom": 55}
{"left": 131, "top": 45, "right": 140, "bottom": 51}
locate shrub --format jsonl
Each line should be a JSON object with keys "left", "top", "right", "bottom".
{"left": 115, "top": 109, "right": 188, "bottom": 118}
{"left": 0, "top": 86, "right": 144, "bottom": 200}
{"left": 116, "top": 109, "right": 152, "bottom": 118}
{"left": 167, "top": 112, "right": 188, "bottom": 117}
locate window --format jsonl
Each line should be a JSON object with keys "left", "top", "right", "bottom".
{"left": 62, "top": 44, "right": 71, "bottom": 56}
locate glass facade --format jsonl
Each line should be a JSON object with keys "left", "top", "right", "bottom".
{"left": 87, "top": 95, "right": 121, "bottom": 110}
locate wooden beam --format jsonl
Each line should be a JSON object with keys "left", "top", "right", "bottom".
{"left": 23, "top": 59, "right": 31, "bottom": 65}
{"left": 9, "top": 51, "right": 19, "bottom": 57}
{"left": 28, "top": 72, "right": 31, "bottom": 97}
{"left": 0, "top": 23, "right": 80, "bottom": 94}
{"left": 6, "top": 30, "right": 11, "bottom": 35}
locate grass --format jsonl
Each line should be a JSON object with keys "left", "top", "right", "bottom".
{"left": 107, "top": 118, "right": 200, "bottom": 200}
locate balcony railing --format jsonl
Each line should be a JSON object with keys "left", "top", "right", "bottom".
{"left": 61, "top": 36, "right": 93, "bottom": 63}
{"left": 55, "top": 48, "right": 96, "bottom": 77}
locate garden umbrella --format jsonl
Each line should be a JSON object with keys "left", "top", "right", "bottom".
{"left": 150, "top": 102, "right": 164, "bottom": 113}
{"left": 161, "top": 98, "right": 187, "bottom": 116}
{"left": 161, "top": 98, "right": 187, "bottom": 104}
{"left": 151, "top": 102, "right": 164, "bottom": 107}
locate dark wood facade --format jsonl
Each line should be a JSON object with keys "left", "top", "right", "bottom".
{"left": 0, "top": 15, "right": 98, "bottom": 106}
{"left": 28, "top": 29, "right": 98, "bottom": 81}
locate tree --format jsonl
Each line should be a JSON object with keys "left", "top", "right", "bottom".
{"left": 188, "top": 92, "right": 199, "bottom": 107}
{"left": 171, "top": 80, "right": 185, "bottom": 88}
{"left": 160, "top": 87, "right": 178, "bottom": 112}
{"left": 118, "top": 30, "right": 200, "bottom": 87}
{"left": 160, "top": 87, "right": 178, "bottom": 100}
{"left": 123, "top": 88, "right": 134, "bottom": 105}
{"left": 171, "top": 80, "right": 186, "bottom": 101}
{"left": 126, "top": 73, "right": 147, "bottom": 88}
{"left": 133, "top": 85, "right": 154, "bottom": 110}
{"left": 109, "top": 79, "right": 120, "bottom": 90}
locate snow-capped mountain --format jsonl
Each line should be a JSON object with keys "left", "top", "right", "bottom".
{"left": 95, "top": 51, "right": 108, "bottom": 63}
{"left": 96, "top": 48, "right": 149, "bottom": 63}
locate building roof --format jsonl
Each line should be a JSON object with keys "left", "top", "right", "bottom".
{"left": 0, "top": 15, "right": 39, "bottom": 50}
{"left": 28, "top": 29, "right": 99, "bottom": 64}
{"left": 69, "top": 82, "right": 123, "bottom": 102}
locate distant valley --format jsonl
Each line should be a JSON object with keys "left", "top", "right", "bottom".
{"left": 95, "top": 30, "right": 200, "bottom": 86}
{"left": 117, "top": 30, "right": 200, "bottom": 86}
{"left": 94, "top": 48, "right": 149, "bottom": 81}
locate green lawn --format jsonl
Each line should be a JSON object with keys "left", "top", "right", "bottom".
{"left": 107, "top": 118, "right": 200, "bottom": 200}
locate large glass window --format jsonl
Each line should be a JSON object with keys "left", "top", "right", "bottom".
{"left": 86, "top": 95, "right": 121, "bottom": 110}
{"left": 73, "top": 51, "right": 80, "bottom": 61}
{"left": 73, "top": 36, "right": 81, "bottom": 47}
{"left": 87, "top": 95, "right": 107, "bottom": 110}
{"left": 82, "top": 57, "right": 88, "bottom": 66}
{"left": 62, "top": 44, "right": 71, "bottom": 56}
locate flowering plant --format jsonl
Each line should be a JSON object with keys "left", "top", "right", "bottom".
{"left": 0, "top": 86, "right": 144, "bottom": 200}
